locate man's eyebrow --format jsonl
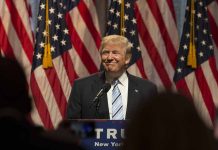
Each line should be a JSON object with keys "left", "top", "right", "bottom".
{"left": 102, "top": 49, "right": 119, "bottom": 52}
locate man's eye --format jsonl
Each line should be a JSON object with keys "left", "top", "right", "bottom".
{"left": 102, "top": 51, "right": 109, "bottom": 54}
{"left": 113, "top": 51, "right": 119, "bottom": 54}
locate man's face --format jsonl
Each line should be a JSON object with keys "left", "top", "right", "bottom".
{"left": 101, "top": 44, "right": 130, "bottom": 75}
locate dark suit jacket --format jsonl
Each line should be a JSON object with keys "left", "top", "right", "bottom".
{"left": 66, "top": 72, "right": 157, "bottom": 119}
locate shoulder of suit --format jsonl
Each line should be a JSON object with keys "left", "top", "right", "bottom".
{"left": 74, "top": 72, "right": 102, "bottom": 83}
{"left": 128, "top": 73, "right": 156, "bottom": 86}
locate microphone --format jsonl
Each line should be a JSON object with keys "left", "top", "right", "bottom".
{"left": 93, "top": 83, "right": 111, "bottom": 102}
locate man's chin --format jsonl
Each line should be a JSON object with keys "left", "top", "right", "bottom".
{"left": 105, "top": 67, "right": 117, "bottom": 72}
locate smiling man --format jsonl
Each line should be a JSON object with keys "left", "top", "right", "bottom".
{"left": 66, "top": 35, "right": 157, "bottom": 120}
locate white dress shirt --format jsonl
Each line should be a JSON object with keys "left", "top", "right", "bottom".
{"left": 107, "top": 72, "right": 128, "bottom": 120}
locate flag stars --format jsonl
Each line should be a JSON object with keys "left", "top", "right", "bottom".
{"left": 36, "top": 53, "right": 42, "bottom": 59}
{"left": 132, "top": 18, "right": 136, "bottom": 24}
{"left": 38, "top": 15, "right": 42, "bottom": 21}
{"left": 47, "top": 19, "right": 52, "bottom": 25}
{"left": 33, "top": 0, "right": 73, "bottom": 70}
{"left": 203, "top": 29, "right": 207, "bottom": 34}
{"left": 121, "top": 27, "right": 127, "bottom": 33}
{"left": 52, "top": 35, "right": 58, "bottom": 41}
{"left": 49, "top": 7, "right": 55, "bottom": 14}
{"left": 59, "top": 3, "right": 63, "bottom": 7}
{"left": 197, "top": 13, "right": 202, "bottom": 18}
{"left": 40, "top": 3, "right": 45, "bottom": 10}
{"left": 137, "top": 46, "right": 140, "bottom": 51}
{"left": 199, "top": 1, "right": 203, "bottom": 6}
{"left": 174, "top": 0, "right": 215, "bottom": 82}
{"left": 191, "top": 10, "right": 195, "bottom": 14}
{"left": 113, "top": 23, "right": 118, "bottom": 29}
{"left": 201, "top": 40, "right": 206, "bottom": 46}
{"left": 124, "top": 14, "right": 129, "bottom": 21}
{"left": 185, "top": 33, "right": 190, "bottom": 38}
{"left": 39, "top": 42, "right": 44, "bottom": 48}
{"left": 125, "top": 2, "right": 131, "bottom": 8}
{"left": 116, "top": 11, "right": 120, "bottom": 17}
{"left": 107, "top": 21, "right": 112, "bottom": 26}
{"left": 209, "top": 45, "right": 213, "bottom": 50}
{"left": 63, "top": 28, "right": 69, "bottom": 34}
{"left": 129, "top": 42, "right": 133, "bottom": 48}
{"left": 55, "top": 24, "right": 60, "bottom": 30}
{"left": 199, "top": 52, "right": 204, "bottom": 57}
{"left": 58, "top": 13, "right": 63, "bottom": 19}
{"left": 204, "top": 18, "right": 208, "bottom": 22}
{"left": 109, "top": 8, "right": 115, "bottom": 14}
{"left": 183, "top": 44, "right": 188, "bottom": 50}
{"left": 204, "top": 6, "right": 207, "bottom": 11}
{"left": 106, "top": 0, "right": 141, "bottom": 65}
{"left": 117, "top": 0, "right": 122, "bottom": 4}
{"left": 130, "top": 30, "right": 135, "bottom": 36}
{"left": 177, "top": 68, "right": 182, "bottom": 73}
{"left": 42, "top": 30, "right": 48, "bottom": 37}
{"left": 61, "top": 40, "right": 66, "bottom": 45}
{"left": 51, "top": 46, "right": 55, "bottom": 52}
{"left": 180, "top": 56, "right": 185, "bottom": 61}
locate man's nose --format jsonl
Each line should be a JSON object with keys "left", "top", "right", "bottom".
{"left": 107, "top": 52, "right": 114, "bottom": 60}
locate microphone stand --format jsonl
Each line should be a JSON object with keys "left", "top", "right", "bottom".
{"left": 88, "top": 93, "right": 103, "bottom": 119}
{"left": 90, "top": 83, "right": 111, "bottom": 119}
{"left": 95, "top": 97, "right": 101, "bottom": 119}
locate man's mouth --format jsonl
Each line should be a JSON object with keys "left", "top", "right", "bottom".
{"left": 104, "top": 62, "right": 115, "bottom": 65}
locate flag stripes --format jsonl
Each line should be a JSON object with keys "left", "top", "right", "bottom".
{"left": 134, "top": 0, "right": 178, "bottom": 90}
{"left": 1, "top": 0, "right": 218, "bottom": 129}
{"left": 5, "top": 0, "right": 33, "bottom": 62}
{"left": 173, "top": 0, "right": 218, "bottom": 127}
{"left": 30, "top": 0, "right": 101, "bottom": 128}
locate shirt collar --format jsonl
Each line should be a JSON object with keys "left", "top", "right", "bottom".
{"left": 117, "top": 72, "right": 128, "bottom": 86}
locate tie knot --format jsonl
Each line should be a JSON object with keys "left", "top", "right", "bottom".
{"left": 113, "top": 80, "right": 119, "bottom": 86}
{"left": 112, "top": 80, "right": 119, "bottom": 90}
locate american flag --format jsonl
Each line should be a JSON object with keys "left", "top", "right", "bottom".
{"left": 134, "top": 0, "right": 179, "bottom": 90}
{"left": 174, "top": 0, "right": 218, "bottom": 127}
{"left": 106, "top": 0, "right": 178, "bottom": 90}
{"left": 0, "top": 0, "right": 34, "bottom": 111}
{"left": 30, "top": 0, "right": 101, "bottom": 129}
{"left": 1, "top": 0, "right": 218, "bottom": 129}
{"left": 208, "top": 0, "right": 218, "bottom": 65}
{"left": 106, "top": 0, "right": 142, "bottom": 67}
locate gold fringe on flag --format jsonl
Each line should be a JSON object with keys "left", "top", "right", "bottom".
{"left": 43, "top": 0, "right": 53, "bottom": 68}
{"left": 187, "top": 0, "right": 197, "bottom": 68}
{"left": 120, "top": 0, "right": 125, "bottom": 36}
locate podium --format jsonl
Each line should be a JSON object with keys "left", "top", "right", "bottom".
{"left": 65, "top": 120, "right": 126, "bottom": 150}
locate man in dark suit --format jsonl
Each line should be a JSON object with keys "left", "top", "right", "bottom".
{"left": 67, "top": 35, "right": 157, "bottom": 119}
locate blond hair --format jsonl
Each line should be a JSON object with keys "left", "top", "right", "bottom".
{"left": 99, "top": 35, "right": 132, "bottom": 58}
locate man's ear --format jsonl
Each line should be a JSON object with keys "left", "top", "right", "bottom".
{"left": 125, "top": 54, "right": 131, "bottom": 65}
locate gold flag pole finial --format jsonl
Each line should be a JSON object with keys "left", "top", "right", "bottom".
{"left": 42, "top": 0, "right": 53, "bottom": 68}
{"left": 187, "top": 0, "right": 197, "bottom": 68}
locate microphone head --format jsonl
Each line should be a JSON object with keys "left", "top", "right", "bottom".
{"left": 103, "top": 83, "right": 111, "bottom": 93}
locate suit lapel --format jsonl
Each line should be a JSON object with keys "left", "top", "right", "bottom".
{"left": 126, "top": 74, "right": 138, "bottom": 119}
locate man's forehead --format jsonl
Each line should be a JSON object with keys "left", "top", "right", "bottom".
{"left": 104, "top": 43, "right": 126, "bottom": 48}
